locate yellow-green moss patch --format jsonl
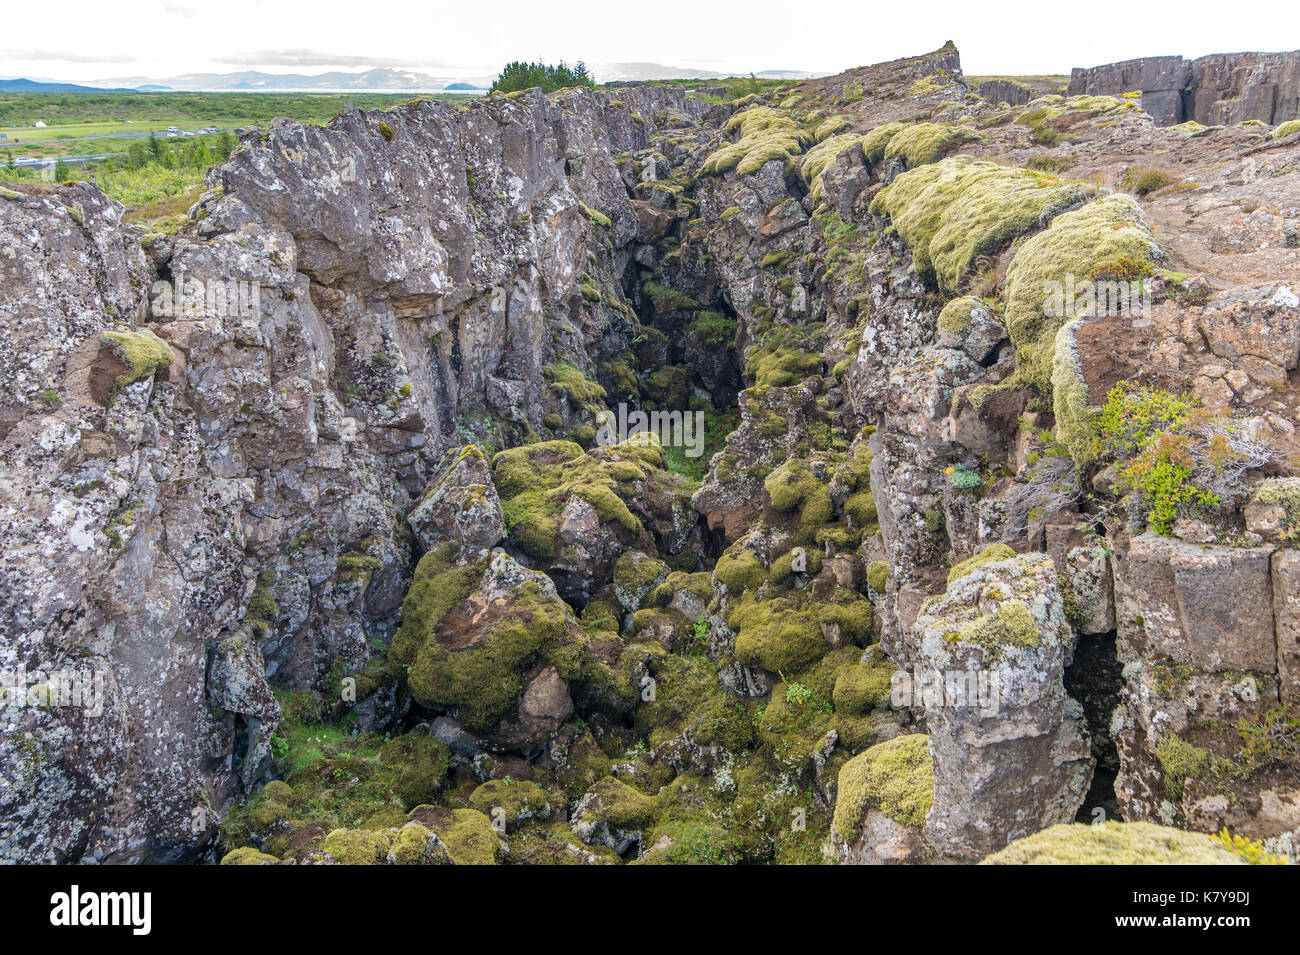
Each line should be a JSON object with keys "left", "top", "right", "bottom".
{"left": 100, "top": 328, "right": 174, "bottom": 388}
{"left": 833, "top": 734, "right": 933, "bottom": 842}
{"left": 980, "top": 821, "right": 1245, "bottom": 865}
{"left": 947, "top": 543, "right": 1017, "bottom": 584}
{"left": 701, "top": 106, "right": 813, "bottom": 177}
{"left": 871, "top": 157, "right": 1095, "bottom": 293}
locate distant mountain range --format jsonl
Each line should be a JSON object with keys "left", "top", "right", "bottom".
{"left": 91, "top": 68, "right": 488, "bottom": 92}
{"left": 0, "top": 78, "right": 135, "bottom": 93}
{"left": 0, "top": 62, "right": 825, "bottom": 95}
{"left": 591, "top": 62, "right": 823, "bottom": 83}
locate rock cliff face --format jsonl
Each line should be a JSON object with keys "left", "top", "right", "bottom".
{"left": 3, "top": 42, "right": 1300, "bottom": 865}
{"left": 1069, "top": 50, "right": 1300, "bottom": 126}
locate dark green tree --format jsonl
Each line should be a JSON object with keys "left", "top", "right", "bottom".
{"left": 490, "top": 60, "right": 596, "bottom": 94}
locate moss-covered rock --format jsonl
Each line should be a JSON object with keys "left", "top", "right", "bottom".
{"left": 468, "top": 779, "right": 553, "bottom": 832}
{"left": 322, "top": 827, "right": 392, "bottom": 865}
{"left": 861, "top": 121, "right": 908, "bottom": 163}
{"left": 713, "top": 543, "right": 769, "bottom": 595}
{"left": 377, "top": 733, "right": 451, "bottom": 807}
{"left": 832, "top": 734, "right": 934, "bottom": 843}
{"left": 403, "top": 563, "right": 587, "bottom": 734}
{"left": 882, "top": 122, "right": 978, "bottom": 168}
{"left": 410, "top": 807, "right": 503, "bottom": 865}
{"left": 613, "top": 551, "right": 670, "bottom": 613}
{"left": 571, "top": 777, "right": 659, "bottom": 853}
{"left": 701, "top": 106, "right": 813, "bottom": 177}
{"left": 99, "top": 327, "right": 174, "bottom": 389}
{"left": 219, "top": 846, "right": 279, "bottom": 865}
{"left": 389, "top": 823, "right": 441, "bottom": 865}
{"left": 947, "top": 543, "right": 1018, "bottom": 585}
{"left": 980, "top": 821, "right": 1246, "bottom": 865}
{"left": 871, "top": 157, "right": 1095, "bottom": 293}
{"left": 1002, "top": 194, "right": 1160, "bottom": 398}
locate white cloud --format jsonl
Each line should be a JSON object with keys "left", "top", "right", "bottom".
{"left": 2, "top": 0, "right": 1296, "bottom": 83}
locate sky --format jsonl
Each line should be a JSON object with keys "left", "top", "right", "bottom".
{"left": 2, "top": 0, "right": 1298, "bottom": 84}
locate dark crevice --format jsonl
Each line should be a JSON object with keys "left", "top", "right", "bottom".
{"left": 1065, "top": 629, "right": 1124, "bottom": 822}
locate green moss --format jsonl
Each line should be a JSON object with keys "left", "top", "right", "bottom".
{"left": 579, "top": 201, "right": 611, "bottom": 228}
{"left": 1019, "top": 93, "right": 1137, "bottom": 123}
{"left": 730, "top": 596, "right": 827, "bottom": 674}
{"left": 323, "top": 827, "right": 391, "bottom": 865}
{"left": 242, "top": 568, "right": 278, "bottom": 638}
{"left": 832, "top": 657, "right": 894, "bottom": 715}
{"left": 468, "top": 779, "right": 552, "bottom": 831}
{"left": 636, "top": 651, "right": 755, "bottom": 753}
{"left": 769, "top": 546, "right": 823, "bottom": 584}
{"left": 642, "top": 280, "right": 700, "bottom": 312}
{"left": 764, "top": 459, "right": 823, "bottom": 511}
{"left": 646, "top": 571, "right": 715, "bottom": 607}
{"left": 407, "top": 580, "right": 580, "bottom": 733}
{"left": 948, "top": 600, "right": 1041, "bottom": 657}
{"left": 689, "top": 310, "right": 737, "bottom": 347}
{"left": 866, "top": 561, "right": 890, "bottom": 592}
{"left": 377, "top": 734, "right": 451, "bottom": 807}
{"left": 219, "top": 846, "right": 279, "bottom": 865}
{"left": 947, "top": 544, "right": 1016, "bottom": 585}
{"left": 429, "top": 808, "right": 501, "bottom": 865}
{"left": 745, "top": 345, "right": 821, "bottom": 387}
{"left": 798, "top": 133, "right": 864, "bottom": 204}
{"left": 1268, "top": 118, "right": 1300, "bottom": 140}
{"left": 833, "top": 734, "right": 933, "bottom": 841}
{"left": 870, "top": 157, "right": 1094, "bottom": 293}
{"left": 1001, "top": 194, "right": 1159, "bottom": 398}
{"left": 613, "top": 551, "right": 669, "bottom": 608}
{"left": 390, "top": 824, "right": 434, "bottom": 865}
{"left": 582, "top": 776, "right": 658, "bottom": 829}
{"left": 1156, "top": 734, "right": 1239, "bottom": 802}
{"left": 938, "top": 295, "right": 980, "bottom": 333}
{"left": 861, "top": 121, "right": 907, "bottom": 163}
{"left": 844, "top": 490, "right": 877, "bottom": 530}
{"left": 389, "top": 546, "right": 486, "bottom": 667}
{"left": 492, "top": 439, "right": 665, "bottom": 562}
{"left": 882, "top": 122, "right": 978, "bottom": 168}
{"left": 638, "top": 815, "right": 746, "bottom": 865}
{"left": 377, "top": 122, "right": 394, "bottom": 142}
{"left": 544, "top": 359, "right": 607, "bottom": 410}
{"left": 600, "top": 359, "right": 638, "bottom": 400}
{"left": 981, "top": 821, "right": 1246, "bottom": 865}
{"left": 714, "top": 544, "right": 768, "bottom": 594}
{"left": 728, "top": 582, "right": 873, "bottom": 677}
{"left": 99, "top": 328, "right": 174, "bottom": 389}
{"left": 1051, "top": 319, "right": 1097, "bottom": 468}
{"left": 336, "top": 549, "right": 382, "bottom": 583}
{"left": 701, "top": 106, "right": 813, "bottom": 177}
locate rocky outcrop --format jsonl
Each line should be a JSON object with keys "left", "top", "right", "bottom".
{"left": 1109, "top": 532, "right": 1300, "bottom": 840}
{"left": 1069, "top": 50, "right": 1300, "bottom": 126}
{"left": 0, "top": 83, "right": 711, "bottom": 863}
{"left": 914, "top": 553, "right": 1093, "bottom": 860}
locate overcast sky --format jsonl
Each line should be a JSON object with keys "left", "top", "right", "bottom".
{"left": 3, "top": 0, "right": 1297, "bottom": 83}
